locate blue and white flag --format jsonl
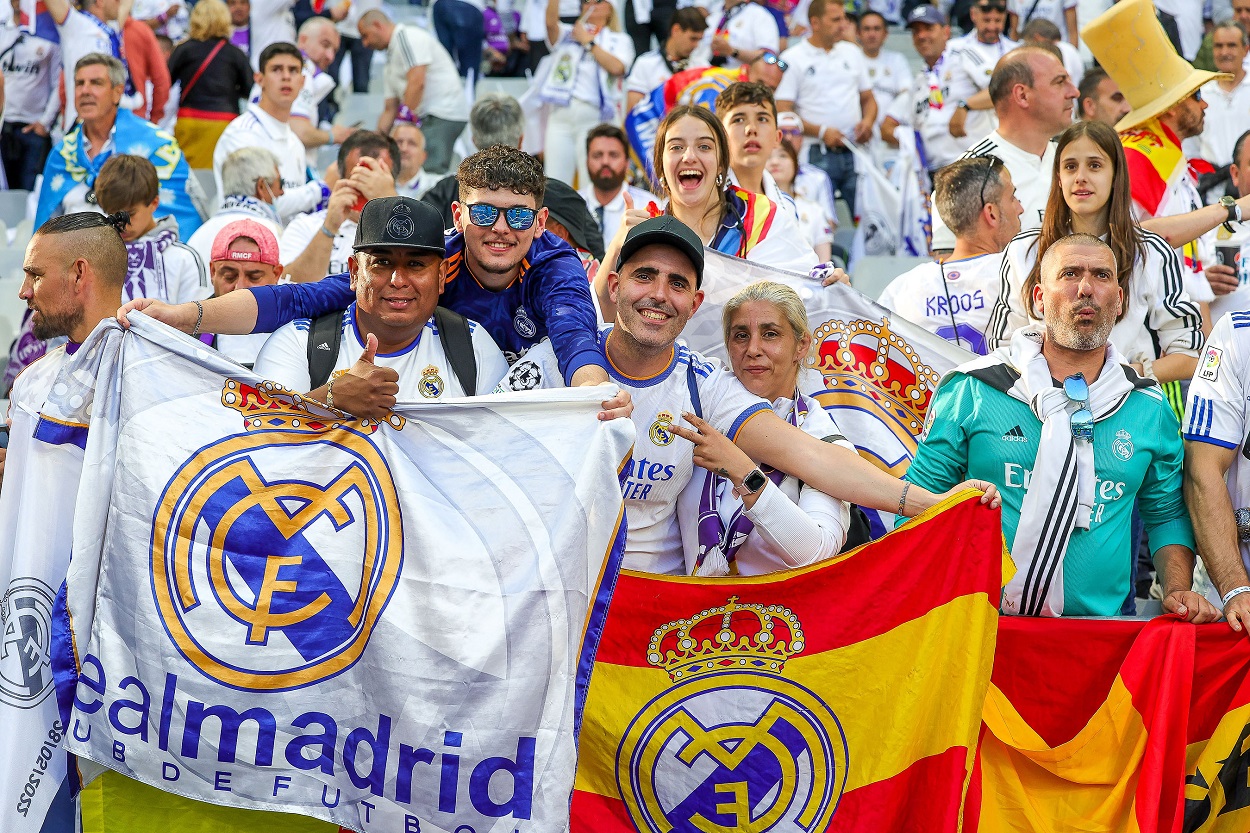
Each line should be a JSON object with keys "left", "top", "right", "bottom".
{"left": 679, "top": 251, "right": 971, "bottom": 535}
{"left": 46, "top": 314, "right": 633, "bottom": 832}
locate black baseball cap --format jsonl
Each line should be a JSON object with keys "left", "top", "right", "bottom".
{"left": 616, "top": 215, "right": 705, "bottom": 287}
{"left": 543, "top": 178, "right": 605, "bottom": 260}
{"left": 353, "top": 196, "right": 446, "bottom": 255}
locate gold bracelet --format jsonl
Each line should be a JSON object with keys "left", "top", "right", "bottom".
{"left": 326, "top": 376, "right": 335, "bottom": 410}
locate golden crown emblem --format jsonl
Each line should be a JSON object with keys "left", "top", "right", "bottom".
{"left": 219, "top": 379, "right": 405, "bottom": 434}
{"left": 810, "top": 317, "right": 939, "bottom": 433}
{"left": 646, "top": 597, "right": 804, "bottom": 682}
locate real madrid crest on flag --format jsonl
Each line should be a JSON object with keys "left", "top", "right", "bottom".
{"left": 615, "top": 597, "right": 848, "bottom": 831}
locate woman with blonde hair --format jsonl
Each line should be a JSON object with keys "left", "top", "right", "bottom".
{"left": 167, "top": 0, "right": 253, "bottom": 167}
{"left": 595, "top": 105, "right": 818, "bottom": 320}
{"left": 541, "top": 0, "right": 634, "bottom": 187}
{"left": 676, "top": 280, "right": 854, "bottom": 576}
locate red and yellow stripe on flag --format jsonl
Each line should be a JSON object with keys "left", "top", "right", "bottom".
{"left": 968, "top": 616, "right": 1250, "bottom": 833}
{"left": 571, "top": 490, "right": 1008, "bottom": 832}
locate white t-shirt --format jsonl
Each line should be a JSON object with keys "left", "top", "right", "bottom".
{"left": 775, "top": 39, "right": 872, "bottom": 142}
{"left": 213, "top": 332, "right": 271, "bottom": 368}
{"left": 886, "top": 51, "right": 963, "bottom": 170}
{"left": 877, "top": 254, "right": 1002, "bottom": 355}
{"left": 579, "top": 183, "right": 659, "bottom": 243}
{"left": 863, "top": 49, "right": 912, "bottom": 130}
{"left": 249, "top": 58, "right": 335, "bottom": 166}
{"left": 945, "top": 33, "right": 1019, "bottom": 149}
{"left": 546, "top": 23, "right": 635, "bottom": 108}
{"left": 930, "top": 131, "right": 1056, "bottom": 250}
{"left": 1183, "top": 311, "right": 1250, "bottom": 574}
{"left": 56, "top": 9, "right": 116, "bottom": 128}
{"left": 497, "top": 330, "right": 772, "bottom": 575}
{"left": 1195, "top": 76, "right": 1250, "bottom": 167}
{"left": 384, "top": 23, "right": 469, "bottom": 122}
{"left": 0, "top": 28, "right": 60, "bottom": 128}
{"left": 693, "top": 0, "right": 778, "bottom": 68}
{"left": 625, "top": 51, "right": 708, "bottom": 97}
{"left": 212, "top": 104, "right": 322, "bottom": 222}
{"left": 1152, "top": 0, "right": 1205, "bottom": 61}
{"left": 280, "top": 211, "right": 356, "bottom": 278}
{"left": 1008, "top": 0, "right": 1077, "bottom": 43}
{"left": 254, "top": 304, "right": 510, "bottom": 398}
{"left": 793, "top": 193, "right": 833, "bottom": 251}
{"left": 248, "top": 0, "right": 297, "bottom": 70}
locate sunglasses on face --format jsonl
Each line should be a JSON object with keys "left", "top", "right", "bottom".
{"left": 1192, "top": 89, "right": 1204, "bottom": 103}
{"left": 465, "top": 203, "right": 538, "bottom": 230}
{"left": 975, "top": 3, "right": 1006, "bottom": 11}
{"left": 758, "top": 52, "right": 789, "bottom": 72}
{"left": 1063, "top": 373, "right": 1094, "bottom": 442}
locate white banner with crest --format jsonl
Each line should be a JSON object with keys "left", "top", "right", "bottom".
{"left": 42, "top": 314, "right": 633, "bottom": 833}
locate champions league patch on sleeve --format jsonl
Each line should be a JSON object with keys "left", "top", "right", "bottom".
{"left": 504, "top": 360, "right": 543, "bottom": 391}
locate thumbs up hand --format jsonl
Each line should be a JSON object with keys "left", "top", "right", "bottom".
{"left": 324, "top": 333, "right": 401, "bottom": 420}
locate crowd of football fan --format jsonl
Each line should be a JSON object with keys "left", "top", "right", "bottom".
{"left": 10, "top": 0, "right": 1250, "bottom": 628}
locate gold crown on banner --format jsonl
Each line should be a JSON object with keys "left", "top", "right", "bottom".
{"left": 646, "top": 596, "right": 804, "bottom": 682}
{"left": 219, "top": 379, "right": 405, "bottom": 434}
{"left": 811, "top": 317, "right": 939, "bottom": 432}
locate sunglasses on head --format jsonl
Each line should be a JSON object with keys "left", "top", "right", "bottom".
{"left": 1063, "top": 373, "right": 1094, "bottom": 442}
{"left": 465, "top": 203, "right": 538, "bottom": 230}
{"left": 977, "top": 155, "right": 1004, "bottom": 208}
{"left": 758, "top": 51, "right": 789, "bottom": 72}
{"left": 975, "top": 3, "right": 1006, "bottom": 11}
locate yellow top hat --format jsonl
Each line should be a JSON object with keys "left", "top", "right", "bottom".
{"left": 1082, "top": 0, "right": 1230, "bottom": 132}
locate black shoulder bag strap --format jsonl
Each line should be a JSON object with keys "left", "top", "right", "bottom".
{"left": 306, "top": 311, "right": 345, "bottom": 390}
{"left": 434, "top": 306, "right": 478, "bottom": 396}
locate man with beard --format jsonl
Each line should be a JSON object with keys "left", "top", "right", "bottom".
{"left": 906, "top": 234, "right": 1215, "bottom": 621}
{"left": 578, "top": 124, "right": 658, "bottom": 243}
{"left": 6, "top": 213, "right": 129, "bottom": 491}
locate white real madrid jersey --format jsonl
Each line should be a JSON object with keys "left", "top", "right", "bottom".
{"left": 497, "top": 328, "right": 772, "bottom": 575}
{"left": 253, "top": 304, "right": 510, "bottom": 399}
{"left": 876, "top": 253, "right": 1002, "bottom": 355}
{"left": 1184, "top": 311, "right": 1250, "bottom": 575}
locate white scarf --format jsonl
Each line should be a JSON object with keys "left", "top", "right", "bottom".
{"left": 951, "top": 326, "right": 1137, "bottom": 617}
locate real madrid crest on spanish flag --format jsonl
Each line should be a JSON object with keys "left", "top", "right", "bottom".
{"left": 572, "top": 491, "right": 1008, "bottom": 832}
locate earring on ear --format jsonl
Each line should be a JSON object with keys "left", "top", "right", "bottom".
{"left": 716, "top": 173, "right": 725, "bottom": 186}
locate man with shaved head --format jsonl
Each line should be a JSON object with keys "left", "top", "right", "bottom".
{"left": 930, "top": 45, "right": 1079, "bottom": 251}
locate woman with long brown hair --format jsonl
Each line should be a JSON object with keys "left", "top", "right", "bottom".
{"left": 984, "top": 120, "right": 1202, "bottom": 386}
{"left": 595, "top": 105, "right": 817, "bottom": 319}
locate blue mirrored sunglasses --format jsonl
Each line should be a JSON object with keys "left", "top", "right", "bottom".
{"left": 759, "top": 52, "right": 789, "bottom": 72}
{"left": 1063, "top": 373, "right": 1094, "bottom": 442}
{"left": 465, "top": 203, "right": 538, "bottom": 230}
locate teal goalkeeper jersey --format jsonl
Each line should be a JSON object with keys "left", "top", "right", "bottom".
{"left": 903, "top": 369, "right": 1195, "bottom": 616}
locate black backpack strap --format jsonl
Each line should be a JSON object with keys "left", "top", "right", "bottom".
{"left": 434, "top": 306, "right": 478, "bottom": 396}
{"left": 306, "top": 311, "right": 345, "bottom": 390}
{"left": 685, "top": 354, "right": 703, "bottom": 419}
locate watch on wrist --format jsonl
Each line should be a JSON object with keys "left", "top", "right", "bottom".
{"left": 956, "top": 100, "right": 969, "bottom": 111}
{"left": 1221, "top": 195, "right": 1242, "bottom": 233}
{"left": 734, "top": 468, "right": 768, "bottom": 498}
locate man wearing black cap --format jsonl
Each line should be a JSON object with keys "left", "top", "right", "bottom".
{"left": 498, "top": 214, "right": 1000, "bottom": 573}
{"left": 881, "top": 6, "right": 964, "bottom": 171}
{"left": 252, "top": 196, "right": 510, "bottom": 415}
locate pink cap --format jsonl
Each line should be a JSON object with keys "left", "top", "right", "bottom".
{"left": 211, "top": 219, "right": 280, "bottom": 266}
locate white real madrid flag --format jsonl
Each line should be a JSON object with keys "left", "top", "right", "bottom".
{"left": 681, "top": 251, "right": 971, "bottom": 534}
{"left": 46, "top": 314, "right": 633, "bottom": 832}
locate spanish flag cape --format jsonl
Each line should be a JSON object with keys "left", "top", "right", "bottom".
{"left": 1121, "top": 117, "right": 1204, "bottom": 274}
{"left": 711, "top": 185, "right": 780, "bottom": 260}
{"left": 967, "top": 615, "right": 1250, "bottom": 832}
{"left": 571, "top": 490, "right": 1008, "bottom": 831}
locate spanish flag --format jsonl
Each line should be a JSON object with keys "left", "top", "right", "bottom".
{"left": 968, "top": 616, "right": 1250, "bottom": 832}
{"left": 571, "top": 491, "right": 1007, "bottom": 831}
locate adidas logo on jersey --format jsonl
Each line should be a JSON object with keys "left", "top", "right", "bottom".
{"left": 316, "top": 342, "right": 332, "bottom": 351}
{"left": 1001, "top": 425, "right": 1027, "bottom": 443}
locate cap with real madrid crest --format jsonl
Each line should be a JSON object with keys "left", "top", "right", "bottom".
{"left": 352, "top": 195, "right": 446, "bottom": 254}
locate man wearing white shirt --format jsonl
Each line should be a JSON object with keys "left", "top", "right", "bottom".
{"left": 280, "top": 131, "right": 400, "bottom": 283}
{"left": 1194, "top": 21, "right": 1250, "bottom": 167}
{"left": 287, "top": 18, "right": 355, "bottom": 163}
{"left": 947, "top": 0, "right": 1019, "bottom": 151}
{"left": 1008, "top": 0, "right": 1077, "bottom": 47}
{"left": 578, "top": 124, "right": 658, "bottom": 242}
{"left": 624, "top": 6, "right": 707, "bottom": 112}
{"left": 858, "top": 10, "right": 911, "bottom": 150}
{"left": 1154, "top": 0, "right": 1208, "bottom": 62}
{"left": 882, "top": 5, "right": 963, "bottom": 172}
{"left": 930, "top": 46, "right": 1076, "bottom": 251}
{"left": 359, "top": 9, "right": 469, "bottom": 175}
{"left": 0, "top": 16, "right": 60, "bottom": 190}
{"left": 697, "top": 0, "right": 779, "bottom": 69}
{"left": 213, "top": 42, "right": 327, "bottom": 223}
{"left": 775, "top": 0, "right": 875, "bottom": 219}
{"left": 42, "top": 0, "right": 125, "bottom": 128}
{"left": 391, "top": 121, "right": 437, "bottom": 198}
